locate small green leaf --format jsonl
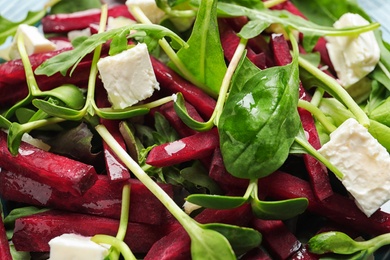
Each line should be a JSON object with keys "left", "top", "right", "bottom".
{"left": 7, "top": 122, "right": 26, "bottom": 155}
{"left": 95, "top": 107, "right": 150, "bottom": 120}
{"left": 50, "top": 0, "right": 101, "bottom": 14}
{"left": 186, "top": 194, "right": 247, "bottom": 209}
{"left": 109, "top": 29, "right": 130, "bottom": 56}
{"left": 32, "top": 99, "right": 84, "bottom": 121}
{"left": 238, "top": 20, "right": 270, "bottom": 39}
{"left": 202, "top": 223, "right": 262, "bottom": 255}
{"left": 251, "top": 197, "right": 308, "bottom": 220}
{"left": 308, "top": 231, "right": 366, "bottom": 255}
{"left": 173, "top": 93, "right": 213, "bottom": 131}
{"left": 38, "top": 84, "right": 85, "bottom": 109}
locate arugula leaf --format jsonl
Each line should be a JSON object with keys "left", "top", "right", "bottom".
{"left": 35, "top": 24, "right": 187, "bottom": 77}
{"left": 172, "top": 0, "right": 227, "bottom": 97}
{"left": 50, "top": 0, "right": 101, "bottom": 14}
{"left": 218, "top": 55, "right": 301, "bottom": 179}
{"left": 290, "top": 0, "right": 372, "bottom": 26}
{"left": 217, "top": 2, "right": 379, "bottom": 51}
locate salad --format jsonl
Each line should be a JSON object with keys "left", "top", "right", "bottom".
{"left": 1, "top": 0, "right": 390, "bottom": 259}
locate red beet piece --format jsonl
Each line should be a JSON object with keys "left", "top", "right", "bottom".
{"left": 0, "top": 47, "right": 90, "bottom": 108}
{"left": 208, "top": 148, "right": 248, "bottom": 192}
{"left": 157, "top": 101, "right": 203, "bottom": 138}
{"left": 145, "top": 204, "right": 252, "bottom": 260}
{"left": 96, "top": 84, "right": 131, "bottom": 182}
{"left": 12, "top": 210, "right": 165, "bottom": 253}
{"left": 270, "top": 34, "right": 333, "bottom": 200}
{"left": 0, "top": 210, "right": 12, "bottom": 260}
{"left": 0, "top": 171, "right": 173, "bottom": 225}
{"left": 251, "top": 219, "right": 301, "bottom": 260}
{"left": 146, "top": 128, "right": 219, "bottom": 167}
{"left": 241, "top": 247, "right": 273, "bottom": 260}
{"left": 151, "top": 57, "right": 217, "bottom": 119}
{"left": 0, "top": 131, "right": 97, "bottom": 196}
{"left": 261, "top": 171, "right": 390, "bottom": 236}
{"left": 42, "top": 5, "right": 134, "bottom": 33}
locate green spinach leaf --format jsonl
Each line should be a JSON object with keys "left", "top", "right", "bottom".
{"left": 219, "top": 56, "right": 300, "bottom": 179}
{"left": 50, "top": 0, "right": 101, "bottom": 14}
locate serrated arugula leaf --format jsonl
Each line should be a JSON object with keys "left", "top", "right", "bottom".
{"left": 35, "top": 24, "right": 187, "bottom": 77}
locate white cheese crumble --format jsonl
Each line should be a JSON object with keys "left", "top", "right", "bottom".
{"left": 97, "top": 43, "right": 160, "bottom": 109}
{"left": 183, "top": 201, "right": 202, "bottom": 215}
{"left": 126, "top": 0, "right": 165, "bottom": 24}
{"left": 318, "top": 118, "right": 390, "bottom": 217}
{"left": 326, "top": 13, "right": 380, "bottom": 88}
{"left": 49, "top": 233, "right": 109, "bottom": 260}
{"left": 8, "top": 24, "right": 56, "bottom": 60}
{"left": 164, "top": 140, "right": 186, "bottom": 156}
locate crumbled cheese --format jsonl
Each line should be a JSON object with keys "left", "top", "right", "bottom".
{"left": 183, "top": 201, "right": 202, "bottom": 215}
{"left": 107, "top": 16, "right": 136, "bottom": 31}
{"left": 49, "top": 233, "right": 109, "bottom": 260}
{"left": 67, "top": 28, "right": 92, "bottom": 42}
{"left": 97, "top": 43, "right": 160, "bottom": 109}
{"left": 8, "top": 24, "right": 56, "bottom": 59}
{"left": 318, "top": 118, "right": 390, "bottom": 217}
{"left": 326, "top": 13, "right": 380, "bottom": 87}
{"left": 126, "top": 0, "right": 165, "bottom": 24}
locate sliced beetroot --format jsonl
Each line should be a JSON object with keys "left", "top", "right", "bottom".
{"left": 41, "top": 5, "right": 134, "bottom": 33}
{"left": 0, "top": 171, "right": 173, "bottom": 225}
{"left": 157, "top": 101, "right": 203, "bottom": 138}
{"left": 241, "top": 247, "right": 272, "bottom": 260}
{"left": 251, "top": 219, "right": 301, "bottom": 260}
{"left": 12, "top": 210, "right": 165, "bottom": 253}
{"left": 145, "top": 204, "right": 252, "bottom": 260}
{"left": 96, "top": 84, "right": 131, "bottom": 182}
{"left": 270, "top": 34, "right": 333, "bottom": 200}
{"left": 145, "top": 128, "right": 219, "bottom": 167}
{"left": 0, "top": 211, "right": 12, "bottom": 260}
{"left": 151, "top": 57, "right": 216, "bottom": 119}
{"left": 0, "top": 47, "right": 90, "bottom": 108}
{"left": 261, "top": 171, "right": 390, "bottom": 236}
{"left": 208, "top": 148, "right": 248, "bottom": 192}
{"left": 0, "top": 131, "right": 97, "bottom": 196}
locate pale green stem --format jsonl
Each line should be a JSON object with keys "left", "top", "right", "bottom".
{"left": 214, "top": 37, "right": 248, "bottom": 125}
{"left": 310, "top": 88, "right": 325, "bottom": 107}
{"left": 95, "top": 125, "right": 201, "bottom": 237}
{"left": 378, "top": 61, "right": 390, "bottom": 81}
{"left": 21, "top": 117, "right": 66, "bottom": 131}
{"left": 298, "top": 56, "right": 370, "bottom": 128}
{"left": 91, "top": 235, "right": 136, "bottom": 260}
{"left": 294, "top": 136, "right": 344, "bottom": 179}
{"left": 263, "top": 0, "right": 288, "bottom": 8}
{"left": 298, "top": 99, "right": 337, "bottom": 133}
{"left": 128, "top": 5, "right": 206, "bottom": 92}
{"left": 134, "top": 96, "right": 174, "bottom": 109}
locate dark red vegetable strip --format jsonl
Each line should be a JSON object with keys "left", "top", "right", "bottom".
{"left": 0, "top": 210, "right": 12, "bottom": 260}
{"left": 41, "top": 5, "right": 134, "bottom": 33}
{"left": 241, "top": 247, "right": 273, "bottom": 260}
{"left": 270, "top": 34, "right": 333, "bottom": 200}
{"left": 12, "top": 210, "right": 166, "bottom": 253}
{"left": 145, "top": 204, "right": 252, "bottom": 260}
{"left": 146, "top": 128, "right": 219, "bottom": 167}
{"left": 96, "top": 84, "right": 131, "bottom": 182}
{"left": 208, "top": 148, "right": 249, "bottom": 192}
{"left": 261, "top": 171, "right": 390, "bottom": 236}
{"left": 0, "top": 171, "right": 173, "bottom": 225}
{"left": 0, "top": 131, "right": 98, "bottom": 196}
{"left": 157, "top": 101, "right": 203, "bottom": 138}
{"left": 0, "top": 47, "right": 89, "bottom": 108}
{"left": 251, "top": 219, "right": 301, "bottom": 260}
{"left": 151, "top": 57, "right": 216, "bottom": 119}
{"left": 290, "top": 244, "right": 319, "bottom": 260}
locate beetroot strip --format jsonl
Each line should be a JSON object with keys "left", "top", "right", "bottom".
{"left": 270, "top": 34, "right": 333, "bottom": 200}
{"left": 261, "top": 171, "right": 390, "bottom": 236}
{"left": 0, "top": 171, "right": 172, "bottom": 225}
{"left": 145, "top": 128, "right": 219, "bottom": 167}
{"left": 0, "top": 131, "right": 97, "bottom": 196}
{"left": 12, "top": 210, "right": 166, "bottom": 253}
{"left": 251, "top": 219, "right": 301, "bottom": 260}
{"left": 0, "top": 211, "right": 12, "bottom": 260}
{"left": 41, "top": 5, "right": 134, "bottom": 33}
{"left": 151, "top": 57, "right": 216, "bottom": 119}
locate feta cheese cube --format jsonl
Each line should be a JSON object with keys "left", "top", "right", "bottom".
{"left": 48, "top": 233, "right": 109, "bottom": 260}
{"left": 9, "top": 24, "right": 57, "bottom": 59}
{"left": 325, "top": 13, "right": 380, "bottom": 87}
{"left": 97, "top": 43, "right": 160, "bottom": 109}
{"left": 318, "top": 118, "right": 390, "bottom": 217}
{"left": 126, "top": 0, "right": 165, "bottom": 24}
